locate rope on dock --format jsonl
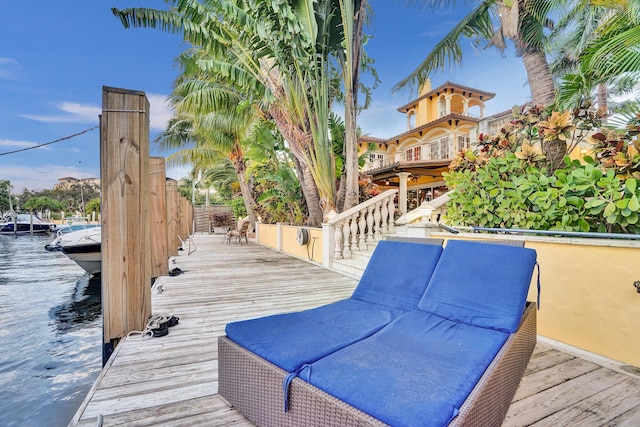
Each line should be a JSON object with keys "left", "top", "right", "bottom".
{"left": 126, "top": 313, "right": 180, "bottom": 339}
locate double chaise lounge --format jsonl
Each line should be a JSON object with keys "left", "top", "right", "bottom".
{"left": 219, "top": 239, "right": 538, "bottom": 426}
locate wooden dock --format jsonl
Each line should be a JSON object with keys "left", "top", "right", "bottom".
{"left": 71, "top": 234, "right": 640, "bottom": 426}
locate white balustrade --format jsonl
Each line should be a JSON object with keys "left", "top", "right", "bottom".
{"left": 323, "top": 189, "right": 398, "bottom": 262}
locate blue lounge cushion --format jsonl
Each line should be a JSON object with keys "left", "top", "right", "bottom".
{"left": 226, "top": 241, "right": 443, "bottom": 372}
{"left": 225, "top": 298, "right": 402, "bottom": 372}
{"left": 418, "top": 240, "right": 537, "bottom": 332}
{"left": 352, "top": 240, "right": 443, "bottom": 310}
{"left": 300, "top": 310, "right": 510, "bottom": 427}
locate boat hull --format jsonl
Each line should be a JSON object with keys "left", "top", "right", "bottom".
{"left": 45, "top": 227, "right": 102, "bottom": 275}
{"left": 0, "top": 223, "right": 54, "bottom": 234}
{"left": 63, "top": 249, "right": 101, "bottom": 275}
{"left": 0, "top": 214, "right": 56, "bottom": 235}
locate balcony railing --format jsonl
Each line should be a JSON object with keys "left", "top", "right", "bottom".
{"left": 364, "top": 138, "right": 470, "bottom": 170}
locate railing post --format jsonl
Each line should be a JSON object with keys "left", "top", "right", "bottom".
{"left": 374, "top": 201, "right": 382, "bottom": 240}
{"left": 388, "top": 197, "right": 396, "bottom": 234}
{"left": 342, "top": 219, "right": 352, "bottom": 258}
{"left": 334, "top": 220, "right": 344, "bottom": 260}
{"left": 322, "top": 221, "right": 335, "bottom": 267}
{"left": 350, "top": 213, "right": 358, "bottom": 253}
{"left": 366, "top": 205, "right": 375, "bottom": 243}
{"left": 358, "top": 211, "right": 367, "bottom": 251}
{"left": 381, "top": 199, "right": 389, "bottom": 234}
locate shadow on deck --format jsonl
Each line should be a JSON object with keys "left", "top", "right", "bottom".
{"left": 71, "top": 234, "right": 640, "bottom": 427}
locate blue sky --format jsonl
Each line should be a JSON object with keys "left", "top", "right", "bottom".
{"left": 0, "top": 1, "right": 531, "bottom": 192}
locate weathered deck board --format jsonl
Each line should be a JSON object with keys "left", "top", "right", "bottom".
{"left": 71, "top": 234, "right": 640, "bottom": 427}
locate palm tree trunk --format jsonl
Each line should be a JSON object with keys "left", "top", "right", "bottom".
{"left": 335, "top": 168, "right": 347, "bottom": 213}
{"left": 521, "top": 47, "right": 556, "bottom": 105}
{"left": 341, "top": 0, "right": 367, "bottom": 212}
{"left": 520, "top": 46, "right": 565, "bottom": 170}
{"left": 267, "top": 104, "right": 324, "bottom": 226}
{"left": 597, "top": 83, "right": 608, "bottom": 122}
{"left": 542, "top": 139, "right": 567, "bottom": 171}
{"left": 291, "top": 154, "right": 323, "bottom": 227}
{"left": 231, "top": 143, "right": 258, "bottom": 225}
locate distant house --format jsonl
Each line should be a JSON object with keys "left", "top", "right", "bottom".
{"left": 55, "top": 177, "right": 80, "bottom": 190}
{"left": 359, "top": 79, "right": 496, "bottom": 214}
{"left": 81, "top": 177, "right": 100, "bottom": 189}
{"left": 55, "top": 177, "right": 100, "bottom": 190}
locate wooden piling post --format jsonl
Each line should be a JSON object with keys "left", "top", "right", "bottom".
{"left": 180, "top": 196, "right": 190, "bottom": 240}
{"left": 165, "top": 179, "right": 180, "bottom": 257}
{"left": 100, "top": 86, "right": 151, "bottom": 363}
{"left": 149, "top": 157, "right": 169, "bottom": 278}
{"left": 189, "top": 203, "right": 194, "bottom": 235}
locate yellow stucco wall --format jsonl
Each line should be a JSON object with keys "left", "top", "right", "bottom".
{"left": 257, "top": 224, "right": 323, "bottom": 264}
{"left": 257, "top": 223, "right": 277, "bottom": 247}
{"left": 525, "top": 240, "right": 640, "bottom": 367}
{"left": 281, "top": 226, "right": 323, "bottom": 264}
{"left": 439, "top": 234, "right": 640, "bottom": 367}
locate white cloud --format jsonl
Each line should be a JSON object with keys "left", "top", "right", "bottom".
{"left": 0, "top": 164, "right": 98, "bottom": 192}
{"left": 165, "top": 164, "right": 191, "bottom": 181}
{"left": 21, "top": 102, "right": 101, "bottom": 124}
{"left": 147, "top": 93, "right": 174, "bottom": 132}
{"left": 0, "top": 57, "right": 21, "bottom": 80}
{"left": 19, "top": 93, "right": 173, "bottom": 130}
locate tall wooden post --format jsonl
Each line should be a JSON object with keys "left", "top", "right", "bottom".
{"left": 180, "top": 196, "right": 189, "bottom": 240}
{"left": 165, "top": 179, "right": 179, "bottom": 257}
{"left": 149, "top": 157, "right": 169, "bottom": 278}
{"left": 189, "top": 203, "right": 195, "bottom": 235}
{"left": 100, "top": 87, "right": 151, "bottom": 364}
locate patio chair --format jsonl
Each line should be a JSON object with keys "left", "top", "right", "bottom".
{"left": 226, "top": 217, "right": 250, "bottom": 245}
{"left": 219, "top": 240, "right": 538, "bottom": 426}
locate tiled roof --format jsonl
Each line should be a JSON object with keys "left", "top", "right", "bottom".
{"left": 361, "top": 113, "right": 480, "bottom": 145}
{"left": 397, "top": 81, "right": 496, "bottom": 113}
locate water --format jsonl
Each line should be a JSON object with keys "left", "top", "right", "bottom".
{"left": 0, "top": 234, "right": 102, "bottom": 427}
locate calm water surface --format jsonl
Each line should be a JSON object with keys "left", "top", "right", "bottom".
{"left": 0, "top": 234, "right": 102, "bottom": 427}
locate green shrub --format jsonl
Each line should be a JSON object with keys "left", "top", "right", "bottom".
{"left": 444, "top": 102, "right": 640, "bottom": 234}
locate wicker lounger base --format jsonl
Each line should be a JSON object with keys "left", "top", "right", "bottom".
{"left": 218, "top": 303, "right": 536, "bottom": 427}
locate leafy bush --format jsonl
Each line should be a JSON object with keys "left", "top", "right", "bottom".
{"left": 444, "top": 105, "right": 640, "bottom": 234}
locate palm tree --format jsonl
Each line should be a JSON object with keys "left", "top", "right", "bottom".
{"left": 158, "top": 79, "right": 262, "bottom": 225}
{"left": 113, "top": 0, "right": 370, "bottom": 225}
{"left": 579, "top": 0, "right": 640, "bottom": 81}
{"left": 550, "top": 1, "right": 616, "bottom": 113}
{"left": 395, "top": 0, "right": 557, "bottom": 106}
{"left": 336, "top": 0, "right": 369, "bottom": 211}
{"left": 555, "top": 0, "right": 640, "bottom": 115}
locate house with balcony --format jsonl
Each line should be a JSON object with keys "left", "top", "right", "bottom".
{"left": 360, "top": 79, "right": 495, "bottom": 214}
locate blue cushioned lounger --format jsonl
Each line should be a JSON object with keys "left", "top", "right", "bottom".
{"left": 225, "top": 240, "right": 443, "bottom": 373}
{"left": 300, "top": 240, "right": 538, "bottom": 427}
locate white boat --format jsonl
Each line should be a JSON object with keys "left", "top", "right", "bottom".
{"left": 0, "top": 213, "right": 56, "bottom": 235}
{"left": 45, "top": 226, "right": 101, "bottom": 274}
{"left": 53, "top": 216, "right": 99, "bottom": 235}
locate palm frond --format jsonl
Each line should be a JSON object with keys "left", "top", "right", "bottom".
{"left": 394, "top": 0, "right": 495, "bottom": 93}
